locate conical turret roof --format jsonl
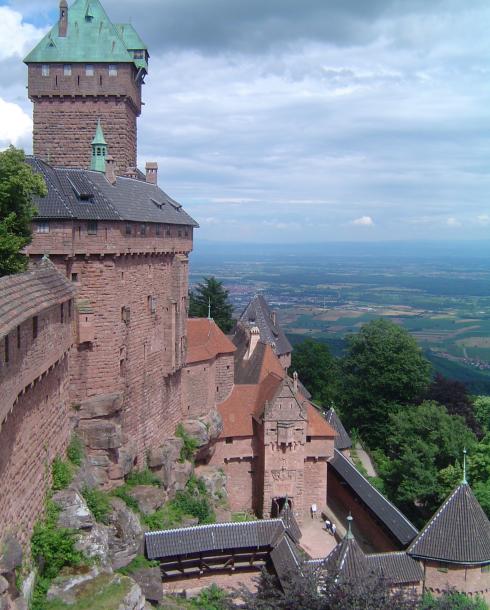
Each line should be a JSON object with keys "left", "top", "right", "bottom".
{"left": 324, "top": 517, "right": 369, "bottom": 582}
{"left": 408, "top": 482, "right": 490, "bottom": 564}
{"left": 91, "top": 119, "right": 107, "bottom": 145}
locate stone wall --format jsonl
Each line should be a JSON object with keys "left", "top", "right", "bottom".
{"left": 423, "top": 561, "right": 490, "bottom": 602}
{"left": 0, "top": 355, "right": 71, "bottom": 546}
{"left": 182, "top": 354, "right": 234, "bottom": 418}
{"left": 303, "top": 458, "right": 328, "bottom": 515}
{"left": 28, "top": 61, "right": 142, "bottom": 172}
{"left": 215, "top": 354, "right": 234, "bottom": 403}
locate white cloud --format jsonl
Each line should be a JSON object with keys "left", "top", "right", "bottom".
{"left": 0, "top": 98, "right": 32, "bottom": 147}
{"left": 477, "top": 214, "right": 490, "bottom": 226}
{"left": 446, "top": 217, "right": 462, "bottom": 227}
{"left": 352, "top": 216, "right": 375, "bottom": 226}
{"left": 0, "top": 7, "right": 47, "bottom": 61}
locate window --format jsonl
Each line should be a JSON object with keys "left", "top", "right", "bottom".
{"left": 71, "top": 273, "right": 78, "bottom": 282}
{"left": 87, "top": 220, "right": 98, "bottom": 235}
{"left": 125, "top": 223, "right": 132, "bottom": 235}
{"left": 17, "top": 325, "right": 21, "bottom": 349}
{"left": 108, "top": 64, "right": 118, "bottom": 76}
{"left": 148, "top": 295, "right": 156, "bottom": 314}
{"left": 85, "top": 64, "right": 94, "bottom": 76}
{"left": 60, "top": 303, "right": 64, "bottom": 323}
{"left": 68, "top": 300, "right": 72, "bottom": 318}
{"left": 36, "top": 221, "right": 49, "bottom": 233}
{"left": 140, "top": 224, "right": 146, "bottom": 236}
{"left": 41, "top": 64, "right": 50, "bottom": 76}
{"left": 225, "top": 438, "right": 233, "bottom": 444}
{"left": 63, "top": 64, "right": 72, "bottom": 76}
{"left": 33, "top": 316, "right": 38, "bottom": 339}
{"left": 4, "top": 335, "right": 9, "bottom": 364}
{"left": 306, "top": 436, "right": 312, "bottom": 443}
{"left": 156, "top": 224, "right": 161, "bottom": 236}
{"left": 133, "top": 50, "right": 145, "bottom": 59}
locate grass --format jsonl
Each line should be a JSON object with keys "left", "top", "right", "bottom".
{"left": 176, "top": 423, "right": 199, "bottom": 463}
{"left": 116, "top": 554, "right": 158, "bottom": 575}
{"left": 67, "top": 434, "right": 84, "bottom": 466}
{"left": 231, "top": 511, "right": 258, "bottom": 522}
{"left": 51, "top": 457, "right": 75, "bottom": 491}
{"left": 81, "top": 486, "right": 111, "bottom": 525}
{"left": 43, "top": 573, "right": 134, "bottom": 610}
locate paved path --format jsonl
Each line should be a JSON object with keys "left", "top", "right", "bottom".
{"left": 300, "top": 516, "right": 338, "bottom": 559}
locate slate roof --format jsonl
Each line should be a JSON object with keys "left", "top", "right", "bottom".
{"left": 0, "top": 258, "right": 75, "bottom": 341}
{"left": 270, "top": 534, "right": 303, "bottom": 587}
{"left": 145, "top": 519, "right": 285, "bottom": 560}
{"left": 186, "top": 319, "right": 236, "bottom": 365}
{"left": 408, "top": 482, "right": 490, "bottom": 565}
{"left": 26, "top": 157, "right": 198, "bottom": 227}
{"left": 325, "top": 408, "right": 352, "bottom": 450}
{"left": 278, "top": 502, "right": 302, "bottom": 544}
{"left": 324, "top": 531, "right": 369, "bottom": 582}
{"left": 24, "top": 0, "right": 148, "bottom": 71}
{"left": 367, "top": 552, "right": 423, "bottom": 584}
{"left": 239, "top": 295, "right": 292, "bottom": 357}
{"left": 330, "top": 449, "right": 418, "bottom": 546}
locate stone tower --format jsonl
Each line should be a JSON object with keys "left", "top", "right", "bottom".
{"left": 24, "top": 0, "right": 148, "bottom": 174}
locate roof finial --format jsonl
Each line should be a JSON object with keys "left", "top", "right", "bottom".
{"left": 463, "top": 447, "right": 468, "bottom": 484}
{"left": 208, "top": 298, "right": 211, "bottom": 320}
{"left": 346, "top": 513, "right": 354, "bottom": 540}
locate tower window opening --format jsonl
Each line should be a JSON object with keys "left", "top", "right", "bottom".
{"left": 85, "top": 65, "right": 94, "bottom": 76}
{"left": 17, "top": 325, "right": 21, "bottom": 349}
{"left": 96, "top": 147, "right": 101, "bottom": 156}
{"left": 63, "top": 64, "right": 72, "bottom": 76}
{"left": 4, "top": 335, "right": 9, "bottom": 364}
{"left": 108, "top": 64, "right": 118, "bottom": 76}
{"left": 125, "top": 223, "right": 132, "bottom": 235}
{"left": 41, "top": 64, "right": 50, "bottom": 76}
{"left": 33, "top": 316, "right": 38, "bottom": 339}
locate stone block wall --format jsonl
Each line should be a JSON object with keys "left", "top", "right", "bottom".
{"left": 1, "top": 300, "right": 74, "bottom": 424}
{"left": 303, "top": 458, "right": 328, "bottom": 516}
{"left": 182, "top": 360, "right": 216, "bottom": 418}
{"left": 0, "top": 355, "right": 71, "bottom": 546}
{"left": 423, "top": 561, "right": 490, "bottom": 602}
{"left": 215, "top": 354, "right": 234, "bottom": 403}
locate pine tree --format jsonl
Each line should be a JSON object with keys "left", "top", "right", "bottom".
{"left": 189, "top": 276, "right": 234, "bottom": 333}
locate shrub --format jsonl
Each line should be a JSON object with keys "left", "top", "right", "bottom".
{"left": 30, "top": 500, "right": 86, "bottom": 610}
{"left": 190, "top": 584, "right": 229, "bottom": 609}
{"left": 81, "top": 486, "right": 111, "bottom": 525}
{"left": 51, "top": 456, "right": 74, "bottom": 491}
{"left": 67, "top": 434, "right": 84, "bottom": 466}
{"left": 125, "top": 469, "right": 161, "bottom": 487}
{"left": 176, "top": 423, "right": 199, "bottom": 463}
{"left": 116, "top": 554, "right": 158, "bottom": 575}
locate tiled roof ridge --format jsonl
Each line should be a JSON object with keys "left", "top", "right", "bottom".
{"left": 334, "top": 449, "right": 418, "bottom": 533}
{"left": 145, "top": 518, "right": 284, "bottom": 537}
{"left": 408, "top": 484, "right": 462, "bottom": 554}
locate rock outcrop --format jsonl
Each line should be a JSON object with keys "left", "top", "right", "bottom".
{"left": 107, "top": 498, "right": 144, "bottom": 570}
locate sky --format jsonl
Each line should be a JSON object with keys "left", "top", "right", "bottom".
{"left": 1, "top": 0, "right": 490, "bottom": 243}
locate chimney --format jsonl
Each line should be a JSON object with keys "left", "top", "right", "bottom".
{"left": 293, "top": 371, "right": 298, "bottom": 393}
{"left": 125, "top": 166, "right": 138, "bottom": 180}
{"left": 59, "top": 0, "right": 68, "bottom": 37}
{"left": 105, "top": 155, "right": 117, "bottom": 185}
{"left": 145, "top": 162, "right": 158, "bottom": 185}
{"left": 245, "top": 326, "right": 260, "bottom": 360}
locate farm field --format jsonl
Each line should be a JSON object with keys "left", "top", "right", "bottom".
{"left": 190, "top": 241, "right": 490, "bottom": 393}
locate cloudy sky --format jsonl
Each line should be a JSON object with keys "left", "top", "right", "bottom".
{"left": 1, "top": 0, "right": 490, "bottom": 243}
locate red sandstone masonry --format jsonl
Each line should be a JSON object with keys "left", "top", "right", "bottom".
{"left": 423, "top": 562, "right": 490, "bottom": 602}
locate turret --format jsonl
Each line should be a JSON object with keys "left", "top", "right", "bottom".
{"left": 59, "top": 0, "right": 68, "bottom": 37}
{"left": 91, "top": 119, "right": 107, "bottom": 172}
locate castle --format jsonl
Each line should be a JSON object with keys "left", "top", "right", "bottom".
{"left": 1, "top": 0, "right": 490, "bottom": 602}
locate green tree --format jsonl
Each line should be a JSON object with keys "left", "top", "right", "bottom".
{"left": 189, "top": 276, "right": 234, "bottom": 333}
{"left": 340, "top": 319, "right": 431, "bottom": 448}
{"left": 420, "top": 591, "right": 488, "bottom": 609}
{"left": 378, "top": 401, "right": 476, "bottom": 523}
{"left": 0, "top": 146, "right": 46, "bottom": 276}
{"left": 290, "top": 339, "right": 338, "bottom": 407}
{"left": 473, "top": 395, "right": 490, "bottom": 433}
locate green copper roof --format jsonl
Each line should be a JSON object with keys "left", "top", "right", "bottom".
{"left": 91, "top": 119, "right": 107, "bottom": 145}
{"left": 24, "top": 0, "right": 148, "bottom": 72}
{"left": 115, "top": 23, "right": 148, "bottom": 70}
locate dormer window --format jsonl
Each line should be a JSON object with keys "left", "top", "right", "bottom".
{"left": 133, "top": 50, "right": 145, "bottom": 59}
{"left": 85, "top": 64, "right": 94, "bottom": 76}
{"left": 64, "top": 64, "right": 72, "bottom": 76}
{"left": 42, "top": 64, "right": 50, "bottom": 76}
{"left": 108, "top": 64, "right": 117, "bottom": 76}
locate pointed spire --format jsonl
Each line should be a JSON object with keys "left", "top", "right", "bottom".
{"left": 91, "top": 119, "right": 107, "bottom": 172}
{"left": 463, "top": 447, "right": 468, "bottom": 485}
{"left": 346, "top": 513, "right": 354, "bottom": 540}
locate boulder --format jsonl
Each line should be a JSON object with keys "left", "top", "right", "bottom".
{"left": 75, "top": 524, "right": 110, "bottom": 565}
{"left": 169, "top": 461, "right": 194, "bottom": 496}
{"left": 148, "top": 438, "right": 182, "bottom": 471}
{"left": 118, "top": 445, "right": 137, "bottom": 476}
{"left": 13, "top": 597, "right": 28, "bottom": 610}
{"left": 118, "top": 576, "right": 146, "bottom": 610}
{"left": 52, "top": 490, "right": 94, "bottom": 530}
{"left": 78, "top": 393, "right": 123, "bottom": 419}
{"left": 194, "top": 466, "right": 227, "bottom": 502}
{"left": 130, "top": 567, "right": 163, "bottom": 604}
{"left": 181, "top": 419, "right": 208, "bottom": 447}
{"left": 0, "top": 576, "right": 8, "bottom": 595}
{"left": 78, "top": 420, "right": 123, "bottom": 450}
{"left": 0, "top": 535, "right": 22, "bottom": 573}
{"left": 202, "top": 409, "right": 223, "bottom": 441}
{"left": 47, "top": 566, "right": 102, "bottom": 604}
{"left": 107, "top": 498, "right": 144, "bottom": 570}
{"left": 128, "top": 486, "right": 167, "bottom": 515}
